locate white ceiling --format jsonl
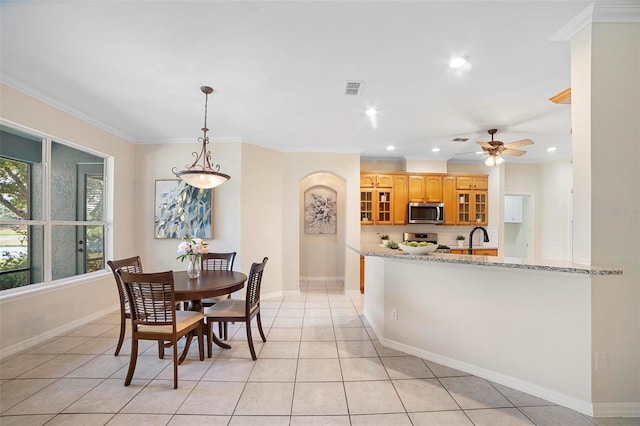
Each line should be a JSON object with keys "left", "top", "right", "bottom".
{"left": 1, "top": 1, "right": 590, "bottom": 164}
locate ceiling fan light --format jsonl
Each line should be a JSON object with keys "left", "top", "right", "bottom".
{"left": 485, "top": 155, "right": 496, "bottom": 167}
{"left": 495, "top": 155, "right": 505, "bottom": 165}
{"left": 449, "top": 57, "right": 467, "bottom": 69}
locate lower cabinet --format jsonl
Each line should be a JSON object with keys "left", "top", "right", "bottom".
{"left": 450, "top": 248, "right": 498, "bottom": 256}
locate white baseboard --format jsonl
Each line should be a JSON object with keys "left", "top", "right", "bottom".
{"left": 592, "top": 402, "right": 640, "bottom": 417}
{"left": 300, "top": 276, "right": 344, "bottom": 282}
{"left": 0, "top": 305, "right": 119, "bottom": 360}
{"left": 363, "top": 311, "right": 599, "bottom": 417}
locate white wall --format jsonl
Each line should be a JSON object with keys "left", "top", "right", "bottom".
{"left": 505, "top": 159, "right": 572, "bottom": 261}
{"left": 365, "top": 257, "right": 593, "bottom": 414}
{"left": 240, "top": 143, "right": 284, "bottom": 297}
{"left": 539, "top": 158, "right": 572, "bottom": 261}
{"left": 0, "top": 84, "right": 136, "bottom": 354}
{"left": 581, "top": 22, "right": 640, "bottom": 411}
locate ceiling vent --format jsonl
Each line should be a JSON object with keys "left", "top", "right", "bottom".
{"left": 345, "top": 81, "right": 364, "bottom": 96}
{"left": 452, "top": 137, "right": 469, "bottom": 142}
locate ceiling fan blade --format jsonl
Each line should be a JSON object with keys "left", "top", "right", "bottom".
{"left": 505, "top": 138, "right": 534, "bottom": 148}
{"left": 476, "top": 141, "right": 493, "bottom": 148}
{"left": 502, "top": 148, "right": 527, "bottom": 157}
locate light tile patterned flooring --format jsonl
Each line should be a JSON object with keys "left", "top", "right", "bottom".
{"left": 1, "top": 280, "right": 638, "bottom": 426}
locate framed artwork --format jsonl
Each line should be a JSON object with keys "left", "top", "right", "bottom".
{"left": 304, "top": 186, "right": 337, "bottom": 234}
{"left": 154, "top": 179, "right": 213, "bottom": 239}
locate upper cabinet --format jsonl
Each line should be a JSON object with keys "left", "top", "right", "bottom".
{"left": 504, "top": 195, "right": 523, "bottom": 223}
{"left": 360, "top": 173, "right": 397, "bottom": 225}
{"left": 408, "top": 175, "right": 443, "bottom": 202}
{"left": 456, "top": 175, "right": 488, "bottom": 190}
{"left": 442, "top": 176, "right": 457, "bottom": 225}
{"left": 392, "top": 175, "right": 408, "bottom": 225}
{"left": 360, "top": 174, "right": 393, "bottom": 188}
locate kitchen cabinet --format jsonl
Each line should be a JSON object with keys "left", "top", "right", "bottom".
{"left": 360, "top": 187, "right": 393, "bottom": 225}
{"left": 456, "top": 175, "right": 488, "bottom": 190}
{"left": 392, "top": 175, "right": 408, "bottom": 225}
{"left": 442, "top": 176, "right": 457, "bottom": 225}
{"left": 456, "top": 190, "right": 488, "bottom": 225}
{"left": 360, "top": 174, "right": 393, "bottom": 188}
{"left": 408, "top": 175, "right": 443, "bottom": 202}
{"left": 450, "top": 248, "right": 498, "bottom": 256}
{"left": 504, "top": 195, "right": 523, "bottom": 223}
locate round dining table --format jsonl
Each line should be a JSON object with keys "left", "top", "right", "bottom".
{"left": 173, "top": 269, "right": 247, "bottom": 350}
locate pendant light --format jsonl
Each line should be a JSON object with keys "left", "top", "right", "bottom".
{"left": 172, "top": 86, "right": 230, "bottom": 189}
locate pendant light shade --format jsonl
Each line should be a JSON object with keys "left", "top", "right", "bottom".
{"left": 172, "top": 86, "right": 230, "bottom": 189}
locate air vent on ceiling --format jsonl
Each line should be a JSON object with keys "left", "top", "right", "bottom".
{"left": 452, "top": 137, "right": 469, "bottom": 142}
{"left": 345, "top": 81, "right": 364, "bottom": 96}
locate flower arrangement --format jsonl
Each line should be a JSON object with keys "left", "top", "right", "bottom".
{"left": 177, "top": 236, "right": 209, "bottom": 279}
{"left": 177, "top": 236, "right": 210, "bottom": 261}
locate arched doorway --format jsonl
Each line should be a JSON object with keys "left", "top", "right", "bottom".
{"left": 299, "top": 172, "right": 346, "bottom": 291}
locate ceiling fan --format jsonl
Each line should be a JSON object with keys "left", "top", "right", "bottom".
{"left": 477, "top": 129, "right": 534, "bottom": 166}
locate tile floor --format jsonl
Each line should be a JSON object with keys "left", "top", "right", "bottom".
{"left": 1, "top": 281, "right": 638, "bottom": 426}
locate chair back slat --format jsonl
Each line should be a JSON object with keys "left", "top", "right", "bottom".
{"left": 245, "top": 257, "right": 268, "bottom": 312}
{"left": 201, "top": 252, "right": 236, "bottom": 271}
{"left": 107, "top": 256, "right": 143, "bottom": 312}
{"left": 119, "top": 271, "right": 176, "bottom": 327}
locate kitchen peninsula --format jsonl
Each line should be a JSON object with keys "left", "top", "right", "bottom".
{"left": 353, "top": 243, "right": 622, "bottom": 415}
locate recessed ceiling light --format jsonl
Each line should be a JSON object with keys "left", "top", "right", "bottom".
{"left": 449, "top": 57, "right": 467, "bottom": 69}
{"left": 386, "top": 145, "right": 395, "bottom": 151}
{"left": 365, "top": 108, "right": 377, "bottom": 117}
{"left": 432, "top": 148, "right": 440, "bottom": 152}
{"left": 547, "top": 146, "right": 557, "bottom": 152}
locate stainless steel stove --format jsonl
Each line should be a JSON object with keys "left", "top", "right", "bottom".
{"left": 403, "top": 232, "right": 451, "bottom": 253}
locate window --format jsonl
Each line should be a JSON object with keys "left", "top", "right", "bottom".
{"left": 0, "top": 124, "right": 108, "bottom": 292}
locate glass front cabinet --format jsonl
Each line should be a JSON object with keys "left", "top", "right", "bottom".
{"left": 456, "top": 190, "right": 487, "bottom": 225}
{"left": 360, "top": 188, "right": 393, "bottom": 225}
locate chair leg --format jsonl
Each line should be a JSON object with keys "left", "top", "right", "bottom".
{"left": 224, "top": 322, "right": 229, "bottom": 340}
{"left": 124, "top": 337, "right": 139, "bottom": 386}
{"left": 114, "top": 316, "right": 126, "bottom": 356}
{"left": 197, "top": 322, "right": 204, "bottom": 361}
{"left": 179, "top": 332, "right": 193, "bottom": 364}
{"left": 205, "top": 320, "right": 213, "bottom": 358}
{"left": 157, "top": 341, "right": 165, "bottom": 359}
{"left": 172, "top": 338, "right": 178, "bottom": 389}
{"left": 257, "top": 312, "right": 267, "bottom": 342}
{"left": 218, "top": 322, "right": 224, "bottom": 340}
{"left": 246, "top": 319, "right": 257, "bottom": 361}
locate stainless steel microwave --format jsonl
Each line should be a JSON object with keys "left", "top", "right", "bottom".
{"left": 408, "top": 202, "right": 444, "bottom": 224}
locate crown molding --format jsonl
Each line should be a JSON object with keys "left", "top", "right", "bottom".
{"left": 593, "top": 1, "right": 640, "bottom": 22}
{"left": 549, "top": 1, "right": 640, "bottom": 41}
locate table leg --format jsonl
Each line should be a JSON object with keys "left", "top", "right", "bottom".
{"left": 210, "top": 325, "right": 231, "bottom": 349}
{"left": 184, "top": 299, "right": 233, "bottom": 356}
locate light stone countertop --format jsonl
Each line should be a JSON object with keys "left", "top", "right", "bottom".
{"left": 353, "top": 243, "right": 623, "bottom": 276}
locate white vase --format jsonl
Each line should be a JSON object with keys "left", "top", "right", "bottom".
{"left": 187, "top": 256, "right": 200, "bottom": 279}
{"left": 456, "top": 240, "right": 465, "bottom": 247}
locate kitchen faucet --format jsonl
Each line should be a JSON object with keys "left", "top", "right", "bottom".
{"left": 468, "top": 226, "right": 490, "bottom": 255}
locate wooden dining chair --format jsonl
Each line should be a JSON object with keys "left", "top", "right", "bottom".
{"left": 200, "top": 252, "right": 236, "bottom": 339}
{"left": 107, "top": 256, "right": 143, "bottom": 356}
{"left": 118, "top": 270, "right": 205, "bottom": 389}
{"left": 204, "top": 257, "right": 268, "bottom": 360}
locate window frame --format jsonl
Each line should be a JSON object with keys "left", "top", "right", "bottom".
{"left": 0, "top": 119, "right": 113, "bottom": 297}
